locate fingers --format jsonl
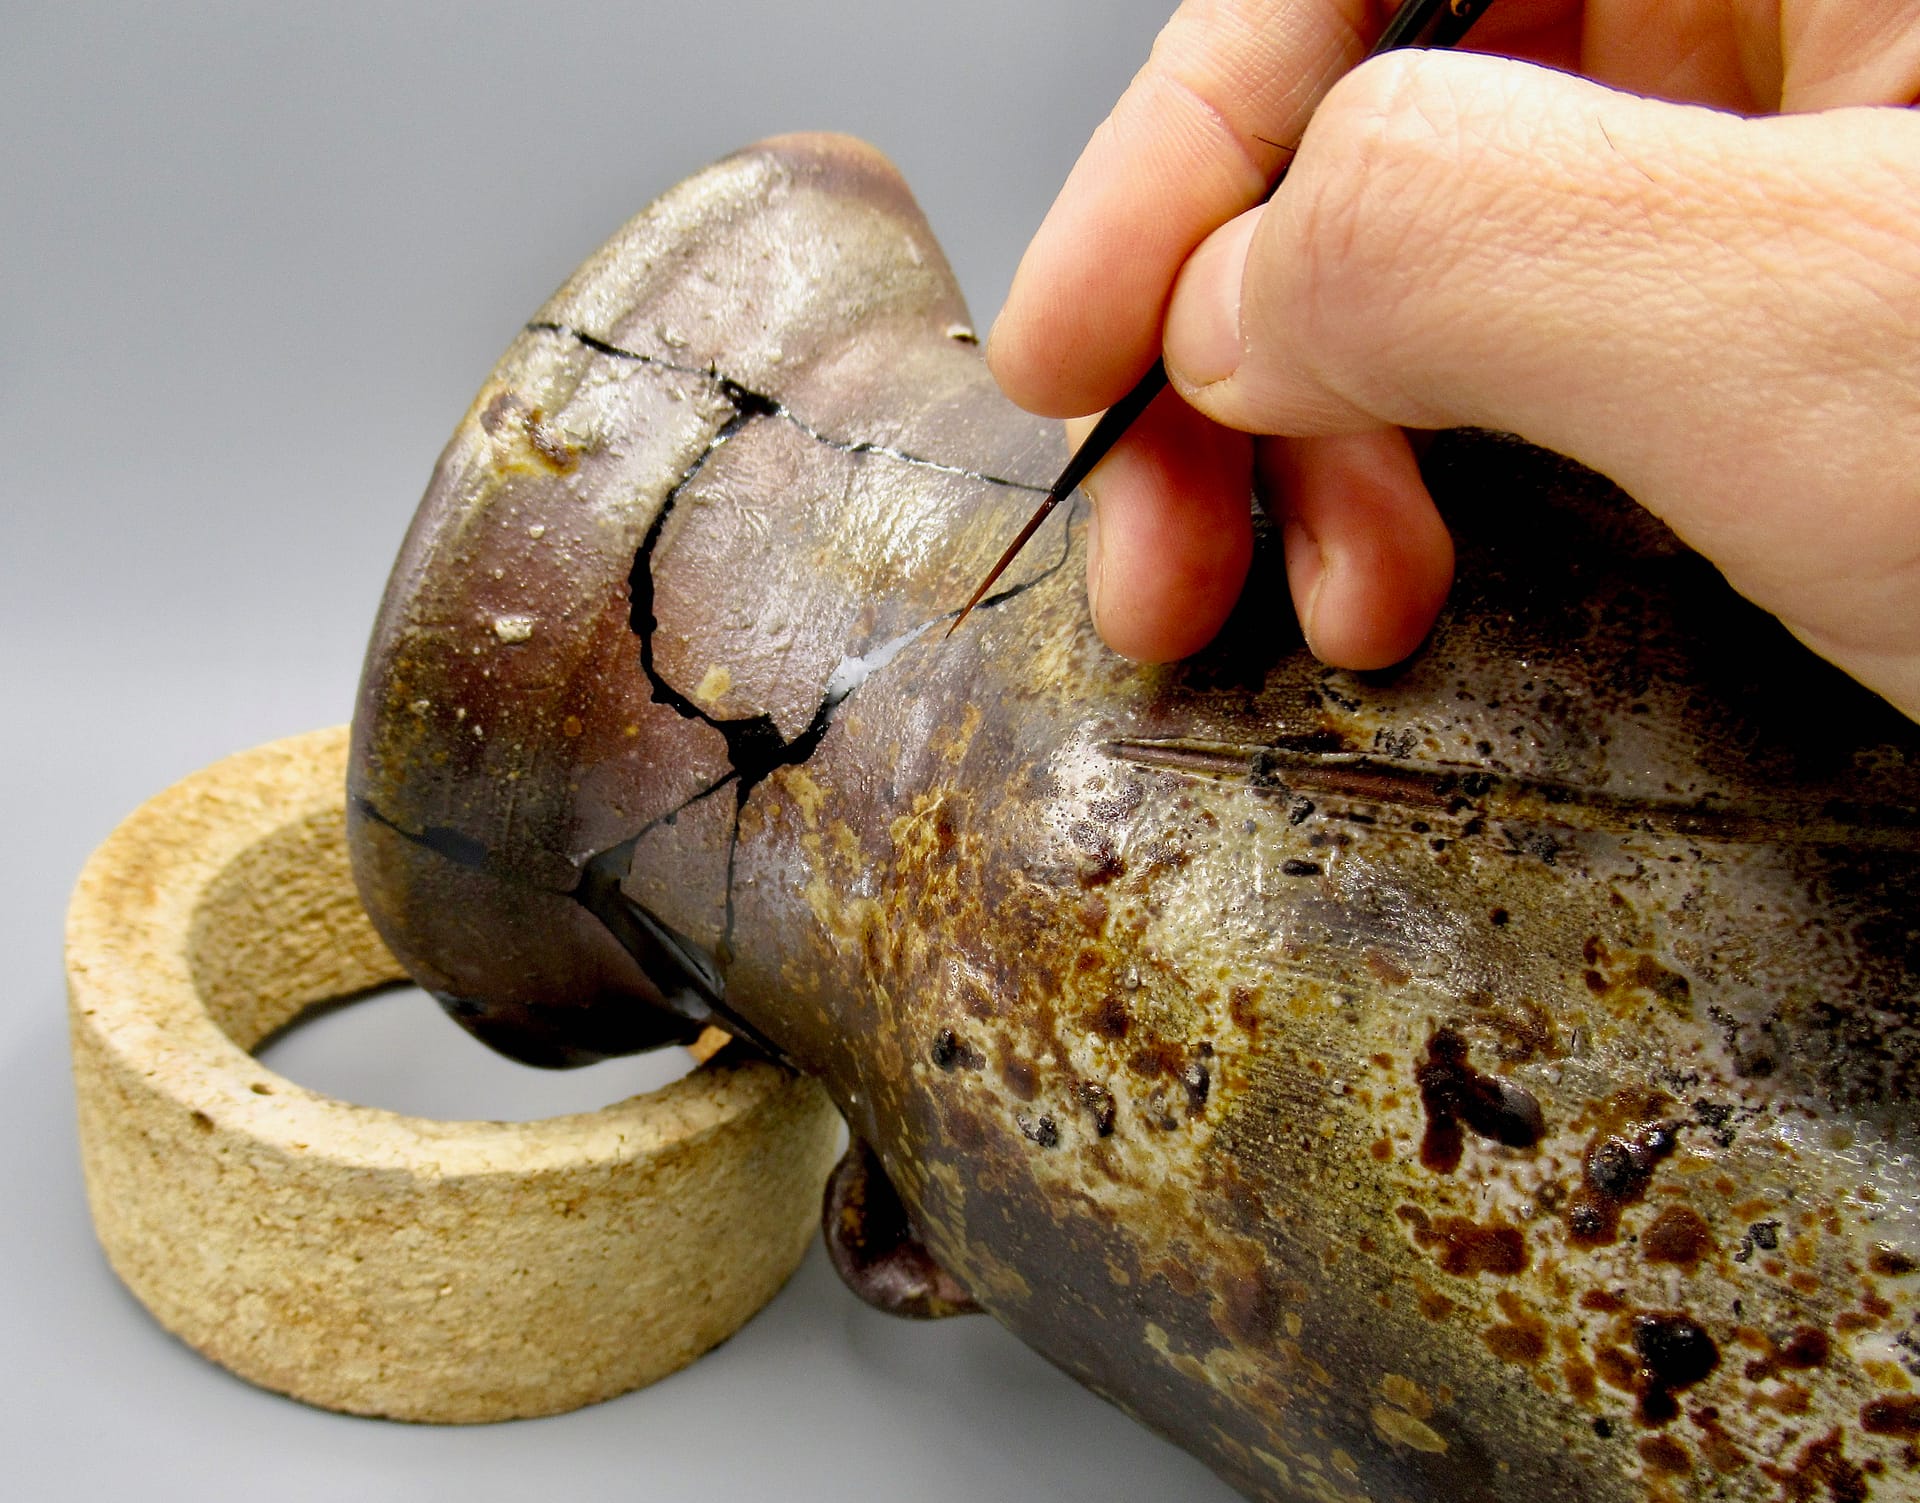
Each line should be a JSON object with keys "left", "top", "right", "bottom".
{"left": 1075, "top": 388, "right": 1255, "bottom": 663}
{"left": 1507, "top": 0, "right": 1920, "bottom": 112}
{"left": 989, "top": 0, "right": 1371, "bottom": 418}
{"left": 1159, "top": 47, "right": 1920, "bottom": 711}
{"left": 1260, "top": 427, "right": 1452, "bottom": 670}
{"left": 1159, "top": 47, "right": 1910, "bottom": 531}
{"left": 1771, "top": 2, "right": 1920, "bottom": 110}
{"left": 1164, "top": 49, "right": 1669, "bottom": 441}
{"left": 1075, "top": 396, "right": 1446, "bottom": 671}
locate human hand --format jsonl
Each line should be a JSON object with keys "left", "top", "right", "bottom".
{"left": 987, "top": 1, "right": 1920, "bottom": 721}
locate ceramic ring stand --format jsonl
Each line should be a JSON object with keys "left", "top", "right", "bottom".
{"left": 65, "top": 726, "right": 841, "bottom": 1422}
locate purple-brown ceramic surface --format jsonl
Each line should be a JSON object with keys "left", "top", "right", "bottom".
{"left": 350, "top": 134, "right": 1920, "bottom": 1502}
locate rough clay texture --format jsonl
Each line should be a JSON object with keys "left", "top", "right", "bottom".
{"left": 350, "top": 134, "right": 1920, "bottom": 1498}
{"left": 66, "top": 725, "right": 840, "bottom": 1423}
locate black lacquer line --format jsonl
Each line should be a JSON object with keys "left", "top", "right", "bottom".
{"left": 362, "top": 328, "right": 1089, "bottom": 1052}
{"left": 526, "top": 320, "right": 1048, "bottom": 494}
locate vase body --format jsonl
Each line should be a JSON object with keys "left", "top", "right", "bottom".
{"left": 350, "top": 135, "right": 1920, "bottom": 1502}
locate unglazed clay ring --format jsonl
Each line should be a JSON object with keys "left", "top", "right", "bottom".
{"left": 65, "top": 726, "right": 840, "bottom": 1423}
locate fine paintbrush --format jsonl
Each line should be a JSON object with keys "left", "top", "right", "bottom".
{"left": 949, "top": 0, "right": 1499, "bottom": 635}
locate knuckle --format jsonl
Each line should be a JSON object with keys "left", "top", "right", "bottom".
{"left": 1293, "top": 52, "right": 1467, "bottom": 278}
{"left": 1271, "top": 53, "right": 1517, "bottom": 410}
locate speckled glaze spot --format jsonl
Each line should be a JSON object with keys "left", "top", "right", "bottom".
{"left": 349, "top": 135, "right": 1920, "bottom": 1503}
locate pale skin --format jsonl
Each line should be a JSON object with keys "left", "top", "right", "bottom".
{"left": 987, "top": 0, "right": 1920, "bottom": 722}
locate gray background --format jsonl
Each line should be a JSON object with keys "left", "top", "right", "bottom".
{"left": 2, "top": 3, "right": 1244, "bottom": 1500}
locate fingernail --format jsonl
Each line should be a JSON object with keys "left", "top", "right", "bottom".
{"left": 1282, "top": 513, "right": 1326, "bottom": 657}
{"left": 1166, "top": 207, "right": 1262, "bottom": 388}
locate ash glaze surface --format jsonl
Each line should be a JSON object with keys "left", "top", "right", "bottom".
{"left": 349, "top": 134, "right": 1920, "bottom": 1501}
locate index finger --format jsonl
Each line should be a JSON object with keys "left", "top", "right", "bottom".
{"left": 989, "top": 0, "right": 1373, "bottom": 418}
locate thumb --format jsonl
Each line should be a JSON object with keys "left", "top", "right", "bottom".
{"left": 1161, "top": 49, "right": 1920, "bottom": 691}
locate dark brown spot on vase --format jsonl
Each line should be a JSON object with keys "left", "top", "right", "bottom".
{"left": 1861, "top": 1394, "right": 1920, "bottom": 1437}
{"left": 1415, "top": 1027, "right": 1545, "bottom": 1173}
{"left": 1868, "top": 1245, "right": 1917, "bottom": 1278}
{"left": 1567, "top": 1118, "right": 1679, "bottom": 1248}
{"left": 1643, "top": 1205, "right": 1712, "bottom": 1268}
{"left": 1403, "top": 1209, "right": 1529, "bottom": 1277}
{"left": 1638, "top": 1435, "right": 1692, "bottom": 1475}
{"left": 1630, "top": 1312, "right": 1719, "bottom": 1426}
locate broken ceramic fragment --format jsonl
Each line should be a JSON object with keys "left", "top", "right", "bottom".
{"left": 350, "top": 134, "right": 1920, "bottom": 1502}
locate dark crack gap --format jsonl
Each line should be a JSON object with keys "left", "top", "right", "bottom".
{"left": 349, "top": 754, "right": 738, "bottom": 889}
{"left": 622, "top": 378, "right": 845, "bottom": 969}
{"left": 573, "top": 786, "right": 792, "bottom": 1062}
{"left": 351, "top": 792, "right": 491, "bottom": 871}
{"left": 642, "top": 489, "right": 1082, "bottom": 964}
{"left": 625, "top": 466, "right": 1080, "bottom": 815}
{"left": 352, "top": 780, "right": 788, "bottom": 1060}
{"left": 360, "top": 335, "right": 1085, "bottom": 1061}
{"left": 527, "top": 320, "right": 1048, "bottom": 495}
{"left": 626, "top": 386, "right": 792, "bottom": 774}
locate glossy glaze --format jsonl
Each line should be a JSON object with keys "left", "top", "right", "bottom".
{"left": 350, "top": 135, "right": 1920, "bottom": 1502}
